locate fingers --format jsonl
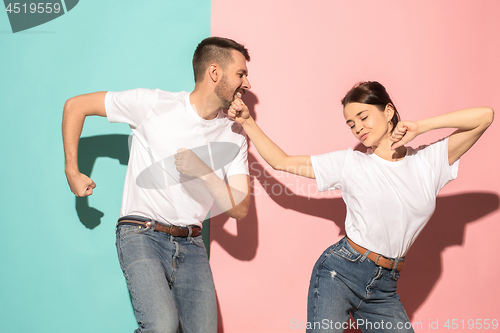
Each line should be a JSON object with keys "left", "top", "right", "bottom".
{"left": 84, "top": 186, "right": 94, "bottom": 196}
{"left": 230, "top": 97, "right": 244, "bottom": 111}
{"left": 389, "top": 123, "right": 408, "bottom": 150}
{"left": 228, "top": 106, "right": 241, "bottom": 119}
{"left": 75, "top": 180, "right": 96, "bottom": 197}
{"left": 174, "top": 159, "right": 183, "bottom": 174}
{"left": 175, "top": 148, "right": 188, "bottom": 162}
{"left": 390, "top": 123, "right": 407, "bottom": 142}
{"left": 68, "top": 173, "right": 96, "bottom": 197}
{"left": 174, "top": 149, "right": 193, "bottom": 173}
{"left": 390, "top": 133, "right": 404, "bottom": 142}
{"left": 228, "top": 98, "right": 247, "bottom": 120}
{"left": 174, "top": 151, "right": 184, "bottom": 172}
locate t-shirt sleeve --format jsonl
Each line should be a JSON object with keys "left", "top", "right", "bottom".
{"left": 311, "top": 149, "right": 349, "bottom": 191}
{"left": 226, "top": 137, "right": 249, "bottom": 177}
{"left": 418, "top": 137, "right": 459, "bottom": 193}
{"left": 105, "top": 89, "right": 158, "bottom": 128}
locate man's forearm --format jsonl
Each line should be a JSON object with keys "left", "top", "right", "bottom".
{"left": 62, "top": 93, "right": 107, "bottom": 197}
{"left": 200, "top": 172, "right": 250, "bottom": 220}
{"left": 62, "top": 98, "right": 85, "bottom": 174}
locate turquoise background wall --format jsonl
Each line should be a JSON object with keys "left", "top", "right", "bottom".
{"left": 0, "top": 1, "right": 210, "bottom": 331}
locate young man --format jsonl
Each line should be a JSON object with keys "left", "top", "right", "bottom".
{"left": 62, "top": 37, "right": 252, "bottom": 333}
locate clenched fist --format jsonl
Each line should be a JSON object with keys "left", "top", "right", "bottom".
{"left": 174, "top": 148, "right": 212, "bottom": 179}
{"left": 66, "top": 171, "right": 96, "bottom": 197}
{"left": 228, "top": 95, "right": 250, "bottom": 124}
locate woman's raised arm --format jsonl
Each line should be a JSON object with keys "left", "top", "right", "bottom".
{"left": 229, "top": 97, "right": 315, "bottom": 178}
{"left": 391, "top": 107, "right": 494, "bottom": 165}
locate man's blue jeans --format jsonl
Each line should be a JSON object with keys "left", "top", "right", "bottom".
{"left": 115, "top": 218, "right": 216, "bottom": 333}
{"left": 307, "top": 237, "right": 414, "bottom": 333}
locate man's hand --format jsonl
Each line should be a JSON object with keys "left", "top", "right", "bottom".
{"left": 66, "top": 171, "right": 96, "bottom": 197}
{"left": 174, "top": 148, "right": 212, "bottom": 179}
{"left": 228, "top": 96, "right": 250, "bottom": 124}
{"left": 390, "top": 120, "right": 419, "bottom": 150}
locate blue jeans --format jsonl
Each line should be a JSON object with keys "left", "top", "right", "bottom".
{"left": 115, "top": 217, "right": 216, "bottom": 333}
{"left": 307, "top": 237, "right": 414, "bottom": 333}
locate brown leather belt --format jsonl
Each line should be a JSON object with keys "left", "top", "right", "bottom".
{"left": 118, "top": 219, "right": 201, "bottom": 238}
{"left": 347, "top": 237, "right": 405, "bottom": 272}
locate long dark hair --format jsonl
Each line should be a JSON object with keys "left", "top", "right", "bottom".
{"left": 341, "top": 81, "right": 400, "bottom": 132}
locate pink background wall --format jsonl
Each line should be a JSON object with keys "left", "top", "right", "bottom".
{"left": 211, "top": 1, "right": 500, "bottom": 332}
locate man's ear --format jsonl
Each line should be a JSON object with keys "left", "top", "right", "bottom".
{"left": 208, "top": 64, "right": 219, "bottom": 83}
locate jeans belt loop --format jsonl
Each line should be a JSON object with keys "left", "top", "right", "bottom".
{"left": 188, "top": 226, "right": 193, "bottom": 239}
{"left": 145, "top": 219, "right": 156, "bottom": 231}
{"left": 388, "top": 258, "right": 395, "bottom": 270}
{"left": 392, "top": 258, "right": 402, "bottom": 272}
{"left": 360, "top": 248, "right": 371, "bottom": 262}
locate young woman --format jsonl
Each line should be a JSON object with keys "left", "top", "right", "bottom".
{"left": 228, "top": 81, "right": 494, "bottom": 333}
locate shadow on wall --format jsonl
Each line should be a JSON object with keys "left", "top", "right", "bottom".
{"left": 77, "top": 134, "right": 130, "bottom": 229}
{"left": 399, "top": 192, "right": 499, "bottom": 319}
{"left": 211, "top": 152, "right": 261, "bottom": 333}
{"left": 210, "top": 90, "right": 260, "bottom": 262}
{"left": 247, "top": 140, "right": 499, "bottom": 332}
{"left": 209, "top": 91, "right": 260, "bottom": 332}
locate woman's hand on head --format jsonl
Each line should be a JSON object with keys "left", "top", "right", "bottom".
{"left": 390, "top": 121, "right": 419, "bottom": 150}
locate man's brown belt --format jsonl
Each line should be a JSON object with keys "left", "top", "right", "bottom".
{"left": 118, "top": 219, "right": 201, "bottom": 238}
{"left": 347, "top": 237, "right": 405, "bottom": 272}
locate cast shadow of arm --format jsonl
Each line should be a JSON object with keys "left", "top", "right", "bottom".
{"left": 249, "top": 152, "right": 347, "bottom": 232}
{"left": 244, "top": 143, "right": 372, "bottom": 234}
{"left": 209, "top": 91, "right": 261, "bottom": 261}
{"left": 209, "top": 152, "right": 346, "bottom": 261}
{"left": 76, "top": 134, "right": 130, "bottom": 229}
{"left": 399, "top": 192, "right": 499, "bottom": 320}
{"left": 209, "top": 179, "right": 259, "bottom": 261}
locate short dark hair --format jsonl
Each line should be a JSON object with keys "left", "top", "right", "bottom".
{"left": 341, "top": 81, "right": 400, "bottom": 132}
{"left": 192, "top": 37, "right": 250, "bottom": 83}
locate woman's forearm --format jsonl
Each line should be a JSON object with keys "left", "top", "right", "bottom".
{"left": 242, "top": 117, "right": 289, "bottom": 170}
{"left": 416, "top": 106, "right": 494, "bottom": 164}
{"left": 416, "top": 107, "right": 494, "bottom": 135}
{"left": 242, "top": 117, "right": 315, "bottom": 178}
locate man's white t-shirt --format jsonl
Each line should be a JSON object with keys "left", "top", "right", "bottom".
{"left": 105, "top": 89, "right": 249, "bottom": 227}
{"left": 311, "top": 138, "right": 459, "bottom": 258}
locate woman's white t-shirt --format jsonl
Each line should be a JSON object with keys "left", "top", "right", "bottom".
{"left": 311, "top": 138, "right": 459, "bottom": 258}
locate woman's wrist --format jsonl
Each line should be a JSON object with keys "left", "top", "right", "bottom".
{"left": 414, "top": 118, "right": 432, "bottom": 135}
